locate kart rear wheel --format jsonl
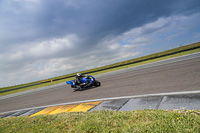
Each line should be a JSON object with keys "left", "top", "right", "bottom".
{"left": 94, "top": 81, "right": 101, "bottom": 87}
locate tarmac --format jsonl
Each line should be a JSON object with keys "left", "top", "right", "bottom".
{"left": 1, "top": 91, "right": 200, "bottom": 118}
{"left": 1, "top": 52, "right": 200, "bottom": 118}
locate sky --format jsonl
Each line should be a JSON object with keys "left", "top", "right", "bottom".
{"left": 0, "top": 0, "right": 200, "bottom": 87}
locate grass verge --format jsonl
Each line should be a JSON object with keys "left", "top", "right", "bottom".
{"left": 0, "top": 110, "right": 199, "bottom": 132}
{"left": 0, "top": 42, "right": 200, "bottom": 96}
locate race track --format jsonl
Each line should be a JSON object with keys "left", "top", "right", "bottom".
{"left": 0, "top": 53, "right": 200, "bottom": 113}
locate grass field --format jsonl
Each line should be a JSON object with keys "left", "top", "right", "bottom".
{"left": 0, "top": 42, "right": 200, "bottom": 96}
{"left": 0, "top": 110, "right": 199, "bottom": 132}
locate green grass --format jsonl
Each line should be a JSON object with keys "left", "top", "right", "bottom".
{"left": 0, "top": 110, "right": 199, "bottom": 132}
{"left": 1, "top": 42, "right": 200, "bottom": 96}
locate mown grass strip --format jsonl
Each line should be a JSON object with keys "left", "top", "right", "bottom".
{"left": 0, "top": 42, "right": 200, "bottom": 96}
{"left": 0, "top": 110, "right": 199, "bottom": 132}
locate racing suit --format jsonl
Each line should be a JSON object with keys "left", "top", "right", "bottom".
{"left": 75, "top": 74, "right": 92, "bottom": 87}
{"left": 75, "top": 74, "right": 85, "bottom": 85}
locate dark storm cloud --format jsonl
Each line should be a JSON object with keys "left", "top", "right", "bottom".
{"left": 36, "top": 0, "right": 200, "bottom": 45}
{"left": 0, "top": 0, "right": 200, "bottom": 87}
{"left": 1, "top": 0, "right": 199, "bottom": 47}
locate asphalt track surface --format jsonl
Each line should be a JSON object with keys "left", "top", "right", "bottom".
{"left": 0, "top": 53, "right": 200, "bottom": 113}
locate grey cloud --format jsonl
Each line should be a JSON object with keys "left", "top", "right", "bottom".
{"left": 36, "top": 0, "right": 200, "bottom": 43}
{"left": 1, "top": 0, "right": 199, "bottom": 47}
{"left": 0, "top": 0, "right": 200, "bottom": 87}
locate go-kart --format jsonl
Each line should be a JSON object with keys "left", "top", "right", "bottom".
{"left": 66, "top": 75, "right": 101, "bottom": 91}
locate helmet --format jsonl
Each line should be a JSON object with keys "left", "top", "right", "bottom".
{"left": 77, "top": 73, "right": 81, "bottom": 77}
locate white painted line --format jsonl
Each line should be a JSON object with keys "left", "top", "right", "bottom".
{"left": 1, "top": 90, "right": 200, "bottom": 114}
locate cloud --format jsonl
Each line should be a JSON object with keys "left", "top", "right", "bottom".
{"left": 0, "top": 0, "right": 200, "bottom": 87}
{"left": 1, "top": 0, "right": 199, "bottom": 46}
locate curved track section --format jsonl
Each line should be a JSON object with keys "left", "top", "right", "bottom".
{"left": 0, "top": 53, "right": 200, "bottom": 113}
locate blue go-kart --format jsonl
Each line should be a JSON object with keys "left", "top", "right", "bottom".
{"left": 66, "top": 75, "right": 101, "bottom": 91}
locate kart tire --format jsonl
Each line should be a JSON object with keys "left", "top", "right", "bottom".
{"left": 94, "top": 81, "right": 101, "bottom": 87}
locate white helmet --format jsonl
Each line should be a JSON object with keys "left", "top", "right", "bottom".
{"left": 77, "top": 73, "right": 81, "bottom": 76}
